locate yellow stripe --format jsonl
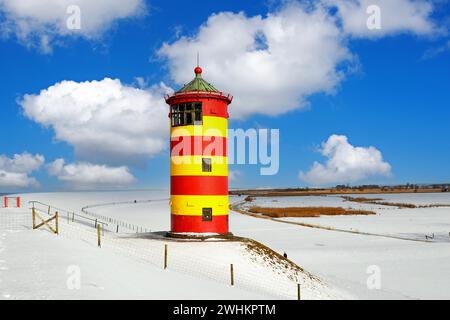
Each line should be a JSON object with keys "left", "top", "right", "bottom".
{"left": 170, "top": 116, "right": 227, "bottom": 138}
{"left": 170, "top": 195, "right": 229, "bottom": 216}
{"left": 171, "top": 156, "right": 228, "bottom": 176}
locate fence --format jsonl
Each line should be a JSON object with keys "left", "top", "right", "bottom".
{"left": 32, "top": 206, "right": 58, "bottom": 234}
{"left": 0, "top": 200, "right": 339, "bottom": 300}
{"left": 0, "top": 208, "right": 30, "bottom": 230}
{"left": 30, "top": 200, "right": 109, "bottom": 232}
{"left": 1, "top": 196, "right": 21, "bottom": 208}
{"left": 80, "top": 199, "right": 167, "bottom": 233}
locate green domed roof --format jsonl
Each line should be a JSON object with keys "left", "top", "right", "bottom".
{"left": 177, "top": 66, "right": 219, "bottom": 93}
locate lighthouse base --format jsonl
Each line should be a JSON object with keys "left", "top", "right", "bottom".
{"left": 170, "top": 214, "right": 229, "bottom": 234}
{"left": 166, "top": 231, "right": 233, "bottom": 240}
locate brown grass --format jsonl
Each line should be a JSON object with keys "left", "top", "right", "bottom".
{"left": 243, "top": 238, "right": 312, "bottom": 282}
{"left": 341, "top": 196, "right": 450, "bottom": 209}
{"left": 342, "top": 196, "right": 416, "bottom": 208}
{"left": 244, "top": 196, "right": 254, "bottom": 202}
{"left": 341, "top": 196, "right": 384, "bottom": 203}
{"left": 248, "top": 206, "right": 376, "bottom": 218}
{"left": 420, "top": 204, "right": 450, "bottom": 208}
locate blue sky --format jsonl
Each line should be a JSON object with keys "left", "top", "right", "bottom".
{"left": 0, "top": 0, "right": 449, "bottom": 192}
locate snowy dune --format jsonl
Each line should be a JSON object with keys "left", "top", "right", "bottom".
{"left": 0, "top": 209, "right": 265, "bottom": 300}
{"left": 3, "top": 191, "right": 450, "bottom": 299}
{"left": 3, "top": 191, "right": 343, "bottom": 300}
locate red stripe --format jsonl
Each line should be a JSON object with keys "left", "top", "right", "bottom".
{"left": 171, "top": 136, "right": 227, "bottom": 157}
{"left": 171, "top": 176, "right": 228, "bottom": 195}
{"left": 202, "top": 101, "right": 229, "bottom": 118}
{"left": 166, "top": 96, "right": 230, "bottom": 118}
{"left": 171, "top": 214, "right": 228, "bottom": 234}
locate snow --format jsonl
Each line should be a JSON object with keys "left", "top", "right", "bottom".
{"left": 2, "top": 191, "right": 342, "bottom": 300}
{"left": 232, "top": 193, "right": 450, "bottom": 299}
{"left": 3, "top": 191, "right": 450, "bottom": 299}
{"left": 0, "top": 209, "right": 268, "bottom": 299}
{"left": 240, "top": 194, "right": 450, "bottom": 241}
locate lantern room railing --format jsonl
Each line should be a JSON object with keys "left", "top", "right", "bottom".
{"left": 165, "top": 90, "right": 233, "bottom": 102}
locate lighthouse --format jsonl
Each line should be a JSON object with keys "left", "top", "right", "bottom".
{"left": 165, "top": 66, "right": 233, "bottom": 235}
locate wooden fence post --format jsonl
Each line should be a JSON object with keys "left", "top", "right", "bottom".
{"left": 32, "top": 207, "right": 36, "bottom": 229}
{"left": 116, "top": 225, "right": 119, "bottom": 233}
{"left": 72, "top": 212, "right": 75, "bottom": 222}
{"left": 164, "top": 244, "right": 168, "bottom": 270}
{"left": 97, "top": 223, "right": 101, "bottom": 247}
{"left": 48, "top": 206, "right": 50, "bottom": 215}
{"left": 230, "top": 264, "right": 234, "bottom": 287}
{"left": 297, "top": 283, "right": 301, "bottom": 300}
{"left": 55, "top": 212, "right": 59, "bottom": 234}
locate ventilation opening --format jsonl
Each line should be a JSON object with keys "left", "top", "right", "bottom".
{"left": 202, "top": 208, "right": 212, "bottom": 221}
{"left": 202, "top": 158, "right": 212, "bottom": 172}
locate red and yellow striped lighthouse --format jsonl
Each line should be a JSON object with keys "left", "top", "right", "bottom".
{"left": 165, "top": 66, "right": 232, "bottom": 235}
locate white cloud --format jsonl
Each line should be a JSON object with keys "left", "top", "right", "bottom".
{"left": 20, "top": 78, "right": 171, "bottom": 165}
{"left": 0, "top": 171, "right": 38, "bottom": 188}
{"left": 48, "top": 158, "right": 135, "bottom": 189}
{"left": 325, "top": 0, "right": 437, "bottom": 38}
{"left": 0, "top": 0, "right": 145, "bottom": 52}
{"left": 158, "top": 3, "right": 352, "bottom": 118}
{"left": 0, "top": 153, "right": 44, "bottom": 173}
{"left": 299, "top": 135, "right": 391, "bottom": 186}
{"left": 158, "top": 0, "right": 439, "bottom": 118}
{"left": 0, "top": 153, "right": 44, "bottom": 189}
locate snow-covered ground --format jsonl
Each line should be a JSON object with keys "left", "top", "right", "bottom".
{"left": 240, "top": 194, "right": 450, "bottom": 242}
{"left": 0, "top": 208, "right": 266, "bottom": 300}
{"left": 234, "top": 193, "right": 450, "bottom": 299}
{"left": 2, "top": 191, "right": 450, "bottom": 299}
{"left": 1, "top": 191, "right": 343, "bottom": 300}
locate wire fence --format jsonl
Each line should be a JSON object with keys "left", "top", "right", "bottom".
{"left": 0, "top": 209, "right": 30, "bottom": 231}
{"left": 0, "top": 201, "right": 340, "bottom": 300}
{"left": 80, "top": 199, "right": 169, "bottom": 233}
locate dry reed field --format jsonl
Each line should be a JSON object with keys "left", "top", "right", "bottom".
{"left": 341, "top": 196, "right": 450, "bottom": 209}
{"left": 248, "top": 206, "right": 376, "bottom": 218}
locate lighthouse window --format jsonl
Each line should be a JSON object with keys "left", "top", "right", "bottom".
{"left": 194, "top": 103, "right": 202, "bottom": 123}
{"left": 171, "top": 102, "right": 203, "bottom": 127}
{"left": 202, "top": 158, "right": 212, "bottom": 172}
{"left": 202, "top": 208, "right": 212, "bottom": 221}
